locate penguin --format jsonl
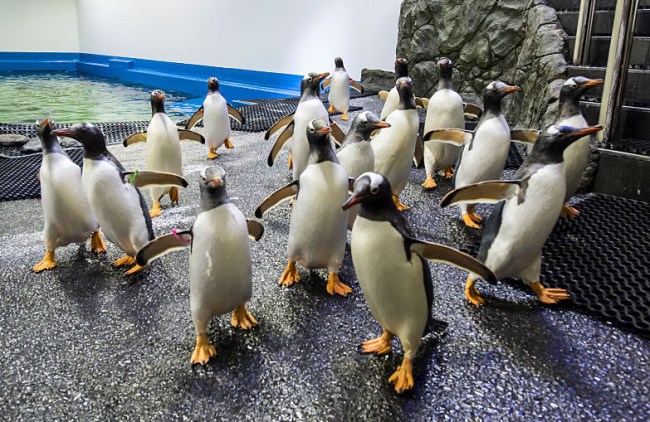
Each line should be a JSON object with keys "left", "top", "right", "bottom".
{"left": 185, "top": 77, "right": 246, "bottom": 159}
{"left": 136, "top": 165, "right": 264, "bottom": 365}
{"left": 256, "top": 119, "right": 351, "bottom": 296}
{"left": 421, "top": 58, "right": 465, "bottom": 189}
{"left": 380, "top": 58, "right": 409, "bottom": 120}
{"left": 372, "top": 77, "right": 419, "bottom": 211}
{"left": 52, "top": 123, "right": 188, "bottom": 275}
{"left": 343, "top": 172, "right": 495, "bottom": 393}
{"left": 553, "top": 76, "right": 603, "bottom": 218}
{"left": 31, "top": 118, "right": 107, "bottom": 272}
{"left": 265, "top": 72, "right": 345, "bottom": 181}
{"left": 336, "top": 111, "right": 390, "bottom": 228}
{"left": 322, "top": 57, "right": 364, "bottom": 121}
{"left": 122, "top": 90, "right": 204, "bottom": 218}
{"left": 441, "top": 125, "right": 603, "bottom": 306}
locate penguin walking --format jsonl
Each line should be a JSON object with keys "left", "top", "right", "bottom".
{"left": 380, "top": 58, "right": 409, "bottom": 120}
{"left": 136, "top": 166, "right": 264, "bottom": 365}
{"left": 552, "top": 76, "right": 603, "bottom": 218}
{"left": 336, "top": 111, "right": 390, "bottom": 228}
{"left": 343, "top": 172, "right": 495, "bottom": 393}
{"left": 441, "top": 125, "right": 603, "bottom": 306}
{"left": 185, "top": 77, "right": 246, "bottom": 159}
{"left": 123, "top": 90, "right": 204, "bottom": 218}
{"left": 32, "top": 119, "right": 107, "bottom": 272}
{"left": 372, "top": 77, "right": 419, "bottom": 211}
{"left": 256, "top": 119, "right": 351, "bottom": 296}
{"left": 52, "top": 123, "right": 188, "bottom": 275}
{"left": 421, "top": 58, "right": 465, "bottom": 189}
{"left": 322, "top": 57, "right": 364, "bottom": 121}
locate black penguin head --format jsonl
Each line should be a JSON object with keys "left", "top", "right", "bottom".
{"left": 306, "top": 118, "right": 331, "bottom": 145}
{"left": 533, "top": 125, "right": 603, "bottom": 163}
{"left": 559, "top": 76, "right": 603, "bottom": 103}
{"left": 483, "top": 81, "right": 520, "bottom": 114}
{"left": 35, "top": 118, "right": 60, "bottom": 152}
{"left": 301, "top": 72, "right": 329, "bottom": 98}
{"left": 150, "top": 89, "right": 166, "bottom": 115}
{"left": 334, "top": 57, "right": 345, "bottom": 70}
{"left": 394, "top": 58, "right": 409, "bottom": 78}
{"left": 396, "top": 77, "right": 416, "bottom": 109}
{"left": 347, "top": 111, "right": 391, "bottom": 142}
{"left": 342, "top": 172, "right": 393, "bottom": 211}
{"left": 207, "top": 77, "right": 220, "bottom": 93}
{"left": 199, "top": 165, "right": 229, "bottom": 210}
{"left": 438, "top": 57, "right": 453, "bottom": 79}
{"left": 52, "top": 122, "right": 107, "bottom": 157}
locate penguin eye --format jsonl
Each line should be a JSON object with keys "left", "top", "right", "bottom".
{"left": 370, "top": 186, "right": 379, "bottom": 194}
{"left": 307, "top": 77, "right": 312, "bottom": 82}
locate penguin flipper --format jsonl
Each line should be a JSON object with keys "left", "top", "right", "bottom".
{"left": 267, "top": 122, "right": 294, "bottom": 166}
{"left": 407, "top": 238, "right": 497, "bottom": 284}
{"left": 135, "top": 231, "right": 192, "bottom": 266}
{"left": 123, "top": 131, "right": 147, "bottom": 147}
{"left": 415, "top": 97, "right": 429, "bottom": 108}
{"left": 254, "top": 180, "right": 299, "bottom": 218}
{"left": 246, "top": 219, "right": 265, "bottom": 241}
{"left": 422, "top": 129, "right": 472, "bottom": 145}
{"left": 349, "top": 79, "right": 364, "bottom": 94}
{"left": 227, "top": 104, "right": 246, "bottom": 125}
{"left": 378, "top": 90, "right": 389, "bottom": 101}
{"left": 121, "top": 170, "right": 189, "bottom": 188}
{"left": 440, "top": 180, "right": 522, "bottom": 208}
{"left": 413, "top": 135, "right": 424, "bottom": 168}
{"left": 321, "top": 77, "right": 331, "bottom": 90}
{"left": 510, "top": 129, "right": 540, "bottom": 145}
{"left": 265, "top": 113, "right": 295, "bottom": 140}
{"left": 185, "top": 106, "right": 204, "bottom": 129}
{"left": 463, "top": 102, "right": 483, "bottom": 119}
{"left": 329, "top": 119, "right": 345, "bottom": 146}
{"left": 178, "top": 129, "right": 205, "bottom": 144}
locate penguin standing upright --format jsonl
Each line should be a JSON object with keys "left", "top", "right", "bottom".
{"left": 256, "top": 119, "right": 351, "bottom": 296}
{"left": 185, "top": 77, "right": 246, "bottom": 160}
{"left": 553, "top": 76, "right": 603, "bottom": 218}
{"left": 336, "top": 111, "right": 390, "bottom": 228}
{"left": 343, "top": 172, "right": 495, "bottom": 393}
{"left": 372, "top": 77, "right": 419, "bottom": 211}
{"left": 32, "top": 119, "right": 107, "bottom": 272}
{"left": 421, "top": 58, "right": 465, "bottom": 189}
{"left": 380, "top": 58, "right": 409, "bottom": 120}
{"left": 322, "top": 57, "right": 364, "bottom": 121}
{"left": 441, "top": 125, "right": 603, "bottom": 306}
{"left": 53, "top": 123, "right": 188, "bottom": 275}
{"left": 136, "top": 166, "right": 264, "bottom": 365}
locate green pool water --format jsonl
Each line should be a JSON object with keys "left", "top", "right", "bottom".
{"left": 0, "top": 71, "right": 197, "bottom": 123}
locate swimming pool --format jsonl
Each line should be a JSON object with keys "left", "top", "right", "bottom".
{"left": 0, "top": 71, "right": 198, "bottom": 123}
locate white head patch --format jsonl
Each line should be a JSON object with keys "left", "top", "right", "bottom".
{"left": 358, "top": 112, "right": 369, "bottom": 122}
{"left": 563, "top": 77, "right": 578, "bottom": 88}
{"left": 486, "top": 81, "right": 496, "bottom": 90}
{"left": 358, "top": 171, "right": 384, "bottom": 191}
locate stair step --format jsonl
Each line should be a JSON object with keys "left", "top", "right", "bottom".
{"left": 558, "top": 9, "right": 650, "bottom": 36}
{"left": 568, "top": 36, "right": 650, "bottom": 67}
{"left": 581, "top": 101, "right": 650, "bottom": 142}
{"left": 567, "top": 65, "right": 650, "bottom": 102}
{"left": 548, "top": 0, "right": 650, "bottom": 12}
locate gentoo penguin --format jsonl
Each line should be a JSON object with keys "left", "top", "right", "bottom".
{"left": 52, "top": 123, "right": 188, "bottom": 275}
{"left": 553, "top": 76, "right": 603, "bottom": 218}
{"left": 136, "top": 166, "right": 264, "bottom": 365}
{"left": 123, "top": 90, "right": 204, "bottom": 218}
{"left": 256, "top": 119, "right": 351, "bottom": 296}
{"left": 441, "top": 125, "right": 603, "bottom": 306}
{"left": 421, "top": 58, "right": 465, "bottom": 189}
{"left": 336, "top": 111, "right": 390, "bottom": 228}
{"left": 32, "top": 119, "right": 106, "bottom": 272}
{"left": 380, "top": 58, "right": 409, "bottom": 120}
{"left": 424, "top": 81, "right": 521, "bottom": 228}
{"left": 265, "top": 72, "right": 345, "bottom": 181}
{"left": 185, "top": 77, "right": 246, "bottom": 159}
{"left": 372, "top": 77, "right": 419, "bottom": 211}
{"left": 343, "top": 172, "right": 495, "bottom": 393}
{"left": 322, "top": 57, "right": 364, "bottom": 121}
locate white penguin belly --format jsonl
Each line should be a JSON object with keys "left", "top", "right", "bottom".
{"left": 203, "top": 93, "right": 231, "bottom": 150}
{"left": 146, "top": 113, "right": 182, "bottom": 202}
{"left": 288, "top": 162, "right": 348, "bottom": 271}
{"left": 423, "top": 90, "right": 465, "bottom": 174}
{"left": 557, "top": 114, "right": 589, "bottom": 201}
{"left": 337, "top": 143, "right": 374, "bottom": 228}
{"left": 291, "top": 98, "right": 329, "bottom": 180}
{"left": 190, "top": 204, "right": 252, "bottom": 318}
{"left": 40, "top": 153, "right": 98, "bottom": 250}
{"left": 380, "top": 87, "right": 399, "bottom": 120}
{"left": 351, "top": 217, "right": 428, "bottom": 355}
{"left": 83, "top": 159, "right": 151, "bottom": 255}
{"left": 329, "top": 71, "right": 350, "bottom": 113}
{"left": 372, "top": 109, "right": 419, "bottom": 194}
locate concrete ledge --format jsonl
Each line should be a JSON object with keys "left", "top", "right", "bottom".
{"left": 593, "top": 149, "right": 650, "bottom": 202}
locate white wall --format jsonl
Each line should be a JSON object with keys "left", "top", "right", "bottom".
{"left": 75, "top": 0, "right": 401, "bottom": 79}
{"left": 0, "top": 0, "right": 79, "bottom": 52}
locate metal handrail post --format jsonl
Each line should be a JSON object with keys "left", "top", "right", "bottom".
{"left": 573, "top": 0, "right": 596, "bottom": 65}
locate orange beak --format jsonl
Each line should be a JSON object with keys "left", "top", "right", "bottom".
{"left": 503, "top": 85, "right": 521, "bottom": 94}
{"left": 583, "top": 79, "right": 604, "bottom": 87}
{"left": 342, "top": 193, "right": 366, "bottom": 210}
{"left": 373, "top": 122, "right": 391, "bottom": 129}
{"left": 208, "top": 177, "right": 223, "bottom": 187}
{"left": 316, "top": 127, "right": 332, "bottom": 135}
{"left": 317, "top": 73, "right": 330, "bottom": 82}
{"left": 570, "top": 125, "right": 603, "bottom": 137}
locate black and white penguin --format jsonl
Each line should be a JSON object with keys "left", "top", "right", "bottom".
{"left": 337, "top": 111, "right": 390, "bottom": 228}
{"left": 185, "top": 77, "right": 246, "bottom": 159}
{"left": 343, "top": 172, "right": 495, "bottom": 393}
{"left": 441, "top": 125, "right": 603, "bottom": 305}
{"left": 322, "top": 57, "right": 364, "bottom": 121}
{"left": 53, "top": 123, "right": 188, "bottom": 275}
{"left": 553, "top": 76, "right": 603, "bottom": 218}
{"left": 380, "top": 58, "right": 409, "bottom": 120}
{"left": 372, "top": 77, "right": 419, "bottom": 211}
{"left": 421, "top": 58, "right": 465, "bottom": 189}
{"left": 136, "top": 165, "right": 264, "bottom": 365}
{"left": 256, "top": 119, "right": 351, "bottom": 296}
{"left": 32, "top": 118, "right": 106, "bottom": 272}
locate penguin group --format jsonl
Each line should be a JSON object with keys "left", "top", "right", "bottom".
{"left": 28, "top": 52, "right": 604, "bottom": 394}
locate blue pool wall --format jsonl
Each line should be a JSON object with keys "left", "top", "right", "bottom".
{"left": 0, "top": 52, "right": 303, "bottom": 102}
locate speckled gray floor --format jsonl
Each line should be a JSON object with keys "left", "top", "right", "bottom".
{"left": 1, "top": 97, "right": 648, "bottom": 421}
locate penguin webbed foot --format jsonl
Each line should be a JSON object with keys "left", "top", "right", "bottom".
{"left": 231, "top": 304, "right": 258, "bottom": 330}
{"left": 207, "top": 149, "right": 219, "bottom": 160}
{"left": 326, "top": 272, "right": 352, "bottom": 297}
{"left": 224, "top": 138, "right": 234, "bottom": 149}
{"left": 169, "top": 187, "right": 179, "bottom": 205}
{"left": 462, "top": 213, "right": 481, "bottom": 229}
{"left": 113, "top": 255, "right": 136, "bottom": 267}
{"left": 443, "top": 166, "right": 454, "bottom": 179}
{"left": 191, "top": 333, "right": 216, "bottom": 365}
{"left": 89, "top": 231, "right": 107, "bottom": 254}
{"left": 388, "top": 356, "right": 414, "bottom": 394}
{"left": 328, "top": 105, "right": 335, "bottom": 113}
{"left": 150, "top": 202, "right": 161, "bottom": 218}
{"left": 530, "top": 281, "right": 570, "bottom": 304}
{"left": 391, "top": 194, "right": 409, "bottom": 212}
{"left": 341, "top": 112, "right": 349, "bottom": 121}
{"left": 422, "top": 174, "right": 437, "bottom": 190}
{"left": 287, "top": 152, "right": 293, "bottom": 170}
{"left": 560, "top": 204, "right": 580, "bottom": 219}
{"left": 279, "top": 261, "right": 300, "bottom": 287}
{"left": 125, "top": 263, "right": 147, "bottom": 276}
{"left": 32, "top": 251, "right": 56, "bottom": 272}
{"left": 360, "top": 330, "right": 393, "bottom": 355}
{"left": 465, "top": 276, "right": 485, "bottom": 306}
